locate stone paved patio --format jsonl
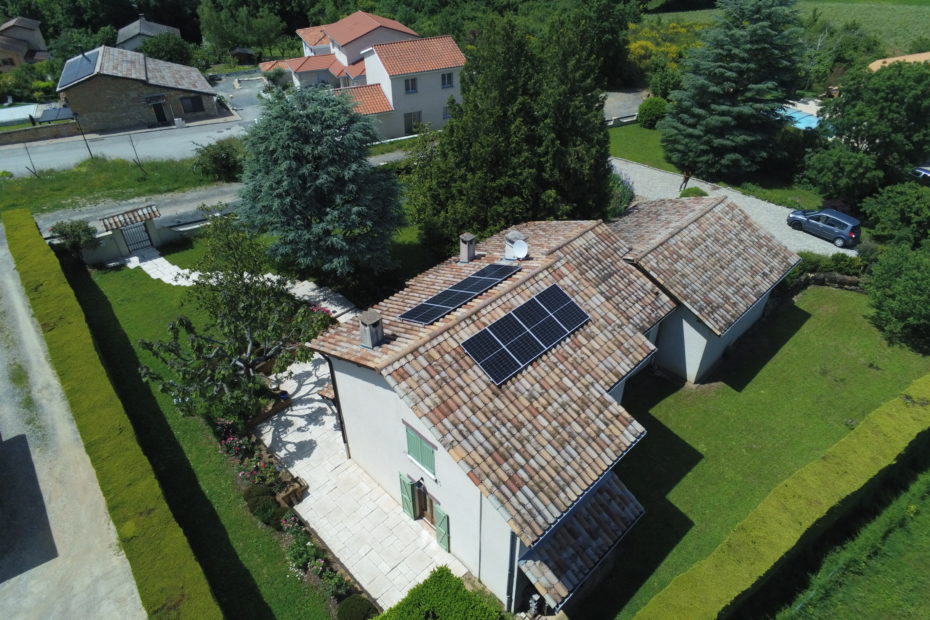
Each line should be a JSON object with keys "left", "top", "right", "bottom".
{"left": 257, "top": 358, "right": 468, "bottom": 609}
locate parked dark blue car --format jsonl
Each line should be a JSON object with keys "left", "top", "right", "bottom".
{"left": 786, "top": 208, "right": 861, "bottom": 248}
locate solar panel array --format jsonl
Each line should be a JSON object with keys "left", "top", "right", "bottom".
{"left": 462, "top": 284, "right": 589, "bottom": 385}
{"left": 399, "top": 263, "right": 521, "bottom": 325}
{"left": 38, "top": 107, "right": 74, "bottom": 123}
{"left": 58, "top": 50, "right": 99, "bottom": 90}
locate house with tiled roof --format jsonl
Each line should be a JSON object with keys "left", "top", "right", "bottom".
{"left": 310, "top": 198, "right": 799, "bottom": 613}
{"left": 260, "top": 11, "right": 464, "bottom": 138}
{"left": 56, "top": 46, "right": 218, "bottom": 132}
{"left": 115, "top": 15, "right": 180, "bottom": 51}
{"left": 0, "top": 16, "right": 47, "bottom": 73}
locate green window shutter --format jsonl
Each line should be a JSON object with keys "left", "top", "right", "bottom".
{"left": 399, "top": 474, "right": 415, "bottom": 519}
{"left": 405, "top": 426, "right": 436, "bottom": 476}
{"left": 435, "top": 505, "right": 450, "bottom": 551}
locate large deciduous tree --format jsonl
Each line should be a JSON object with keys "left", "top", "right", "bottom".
{"left": 140, "top": 211, "right": 333, "bottom": 423}
{"left": 238, "top": 87, "right": 403, "bottom": 279}
{"left": 860, "top": 183, "right": 930, "bottom": 250}
{"left": 817, "top": 62, "right": 930, "bottom": 186}
{"left": 405, "top": 14, "right": 614, "bottom": 249}
{"left": 659, "top": 0, "right": 801, "bottom": 180}
{"left": 140, "top": 32, "right": 193, "bottom": 65}
{"left": 866, "top": 244, "right": 930, "bottom": 354}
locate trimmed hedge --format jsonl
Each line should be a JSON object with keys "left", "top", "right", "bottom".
{"left": 635, "top": 373, "right": 930, "bottom": 620}
{"left": 2, "top": 209, "right": 220, "bottom": 618}
{"left": 378, "top": 566, "right": 504, "bottom": 620}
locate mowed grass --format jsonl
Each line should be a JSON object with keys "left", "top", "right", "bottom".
{"left": 609, "top": 124, "right": 679, "bottom": 173}
{"left": 71, "top": 265, "right": 331, "bottom": 619}
{"left": 575, "top": 287, "right": 930, "bottom": 619}
{"left": 657, "top": 1, "right": 930, "bottom": 54}
{"left": 0, "top": 157, "right": 214, "bottom": 214}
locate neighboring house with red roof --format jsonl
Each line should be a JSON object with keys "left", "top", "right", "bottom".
{"left": 310, "top": 198, "right": 799, "bottom": 613}
{"left": 56, "top": 46, "right": 218, "bottom": 132}
{"left": 261, "top": 11, "right": 464, "bottom": 139}
{"left": 0, "top": 16, "right": 47, "bottom": 73}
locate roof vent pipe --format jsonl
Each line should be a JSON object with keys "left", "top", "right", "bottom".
{"left": 459, "top": 232, "right": 476, "bottom": 263}
{"left": 504, "top": 230, "right": 528, "bottom": 261}
{"left": 359, "top": 310, "right": 383, "bottom": 349}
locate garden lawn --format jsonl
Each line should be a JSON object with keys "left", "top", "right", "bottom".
{"left": 576, "top": 286, "right": 930, "bottom": 619}
{"left": 656, "top": 1, "right": 930, "bottom": 55}
{"left": 0, "top": 157, "right": 215, "bottom": 214}
{"left": 71, "top": 264, "right": 331, "bottom": 620}
{"left": 609, "top": 125, "right": 678, "bottom": 173}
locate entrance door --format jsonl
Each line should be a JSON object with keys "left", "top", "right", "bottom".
{"left": 122, "top": 222, "right": 152, "bottom": 252}
{"left": 414, "top": 483, "right": 435, "bottom": 525}
{"left": 152, "top": 103, "right": 167, "bottom": 125}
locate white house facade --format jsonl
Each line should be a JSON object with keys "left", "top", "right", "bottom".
{"left": 311, "top": 198, "right": 799, "bottom": 614}
{"left": 261, "top": 11, "right": 464, "bottom": 139}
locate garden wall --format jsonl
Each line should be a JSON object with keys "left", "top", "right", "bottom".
{"left": 634, "top": 373, "right": 930, "bottom": 620}
{"left": 0, "top": 121, "right": 80, "bottom": 146}
{"left": 2, "top": 209, "right": 221, "bottom": 619}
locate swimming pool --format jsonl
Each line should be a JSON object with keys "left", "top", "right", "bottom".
{"left": 782, "top": 108, "right": 819, "bottom": 130}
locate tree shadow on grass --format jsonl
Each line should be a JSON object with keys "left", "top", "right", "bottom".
{"left": 714, "top": 299, "right": 811, "bottom": 393}
{"left": 569, "top": 371, "right": 703, "bottom": 619}
{"left": 64, "top": 263, "right": 275, "bottom": 619}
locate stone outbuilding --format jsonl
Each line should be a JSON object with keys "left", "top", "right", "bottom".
{"left": 56, "top": 46, "right": 218, "bottom": 133}
{"left": 0, "top": 16, "right": 48, "bottom": 72}
{"left": 115, "top": 15, "right": 180, "bottom": 51}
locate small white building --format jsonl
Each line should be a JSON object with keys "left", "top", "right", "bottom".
{"left": 310, "top": 200, "right": 798, "bottom": 613}
{"left": 260, "top": 11, "right": 464, "bottom": 139}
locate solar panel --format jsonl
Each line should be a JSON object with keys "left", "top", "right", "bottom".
{"left": 58, "top": 50, "right": 99, "bottom": 90}
{"left": 399, "top": 264, "right": 520, "bottom": 325}
{"left": 461, "top": 284, "right": 589, "bottom": 385}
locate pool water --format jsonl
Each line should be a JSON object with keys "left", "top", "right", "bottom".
{"left": 782, "top": 108, "right": 819, "bottom": 130}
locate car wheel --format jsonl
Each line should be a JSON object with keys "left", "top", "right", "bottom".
{"left": 790, "top": 221, "right": 802, "bottom": 231}
{"left": 833, "top": 237, "right": 846, "bottom": 248}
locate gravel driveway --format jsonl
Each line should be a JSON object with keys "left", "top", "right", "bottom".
{"left": 0, "top": 230, "right": 144, "bottom": 619}
{"left": 611, "top": 157, "right": 855, "bottom": 256}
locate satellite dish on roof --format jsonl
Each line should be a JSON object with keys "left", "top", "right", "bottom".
{"left": 512, "top": 239, "right": 529, "bottom": 260}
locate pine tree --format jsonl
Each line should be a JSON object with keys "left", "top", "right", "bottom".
{"left": 659, "top": 0, "right": 801, "bottom": 180}
{"left": 238, "top": 87, "right": 403, "bottom": 279}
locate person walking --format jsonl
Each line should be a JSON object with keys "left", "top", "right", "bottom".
{"left": 679, "top": 168, "right": 692, "bottom": 192}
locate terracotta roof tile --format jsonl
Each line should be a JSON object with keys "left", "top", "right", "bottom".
{"left": 258, "top": 59, "right": 287, "bottom": 72}
{"left": 372, "top": 35, "right": 465, "bottom": 76}
{"left": 610, "top": 197, "right": 800, "bottom": 335}
{"left": 295, "top": 25, "right": 331, "bottom": 47}
{"left": 334, "top": 84, "right": 392, "bottom": 115}
{"left": 323, "top": 11, "right": 418, "bottom": 46}
{"left": 519, "top": 472, "right": 644, "bottom": 609}
{"left": 313, "top": 221, "right": 674, "bottom": 545}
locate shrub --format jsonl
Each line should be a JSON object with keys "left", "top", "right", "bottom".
{"left": 338, "top": 594, "right": 378, "bottom": 620}
{"left": 608, "top": 171, "right": 635, "bottom": 218}
{"left": 286, "top": 528, "right": 324, "bottom": 573}
{"left": 380, "top": 566, "right": 504, "bottom": 620}
{"left": 635, "top": 373, "right": 930, "bottom": 620}
{"left": 679, "top": 186, "right": 707, "bottom": 197}
{"left": 322, "top": 569, "right": 353, "bottom": 600}
{"left": 637, "top": 96, "right": 667, "bottom": 129}
{"left": 860, "top": 182, "right": 930, "bottom": 250}
{"left": 50, "top": 219, "right": 100, "bottom": 260}
{"left": 1, "top": 209, "right": 220, "bottom": 618}
{"left": 245, "top": 489, "right": 287, "bottom": 529}
{"left": 865, "top": 244, "right": 930, "bottom": 353}
{"left": 193, "top": 137, "right": 244, "bottom": 182}
{"left": 649, "top": 66, "right": 682, "bottom": 99}
{"left": 0, "top": 170, "right": 13, "bottom": 180}
{"left": 783, "top": 251, "right": 865, "bottom": 288}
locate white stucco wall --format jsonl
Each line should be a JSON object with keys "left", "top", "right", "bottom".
{"left": 302, "top": 42, "right": 330, "bottom": 56}
{"left": 330, "top": 358, "right": 514, "bottom": 602}
{"left": 387, "top": 67, "right": 460, "bottom": 133}
{"left": 294, "top": 69, "right": 337, "bottom": 88}
{"left": 364, "top": 53, "right": 393, "bottom": 104}
{"left": 655, "top": 293, "right": 770, "bottom": 382}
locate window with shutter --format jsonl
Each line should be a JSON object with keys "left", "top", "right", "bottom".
{"left": 405, "top": 426, "right": 436, "bottom": 475}
{"left": 399, "top": 474, "right": 415, "bottom": 518}
{"left": 435, "top": 505, "right": 450, "bottom": 551}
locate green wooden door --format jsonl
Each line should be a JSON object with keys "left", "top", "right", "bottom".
{"left": 435, "top": 505, "right": 450, "bottom": 551}
{"left": 399, "top": 474, "right": 415, "bottom": 519}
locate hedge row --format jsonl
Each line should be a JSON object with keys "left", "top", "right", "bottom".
{"left": 634, "top": 372, "right": 930, "bottom": 620}
{"left": 779, "top": 463, "right": 930, "bottom": 617}
{"left": 378, "top": 566, "right": 504, "bottom": 620}
{"left": 2, "top": 209, "right": 220, "bottom": 618}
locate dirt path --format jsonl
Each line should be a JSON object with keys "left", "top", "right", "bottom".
{"left": 0, "top": 229, "right": 145, "bottom": 618}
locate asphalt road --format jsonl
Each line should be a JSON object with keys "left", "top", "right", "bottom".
{"left": 0, "top": 73, "right": 266, "bottom": 177}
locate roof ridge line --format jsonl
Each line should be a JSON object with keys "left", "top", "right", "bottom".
{"left": 374, "top": 220, "right": 601, "bottom": 372}
{"left": 631, "top": 195, "right": 727, "bottom": 261}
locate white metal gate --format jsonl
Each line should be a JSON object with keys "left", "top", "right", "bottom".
{"left": 122, "top": 222, "right": 152, "bottom": 252}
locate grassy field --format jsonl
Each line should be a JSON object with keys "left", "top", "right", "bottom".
{"left": 609, "top": 124, "right": 824, "bottom": 209}
{"left": 574, "top": 287, "right": 930, "bottom": 619}
{"left": 70, "top": 264, "right": 331, "bottom": 619}
{"left": 778, "top": 467, "right": 930, "bottom": 619}
{"left": 369, "top": 139, "right": 413, "bottom": 157}
{"left": 0, "top": 157, "right": 215, "bottom": 214}
{"left": 656, "top": 1, "right": 930, "bottom": 55}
